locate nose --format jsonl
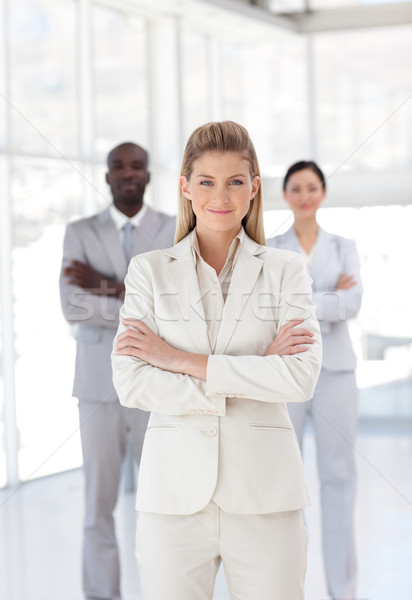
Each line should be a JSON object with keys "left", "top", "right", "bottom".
{"left": 213, "top": 185, "right": 230, "bottom": 204}
{"left": 122, "top": 166, "right": 134, "bottom": 179}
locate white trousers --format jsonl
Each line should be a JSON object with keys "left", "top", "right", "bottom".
{"left": 136, "top": 501, "right": 306, "bottom": 600}
{"left": 288, "top": 369, "right": 358, "bottom": 600}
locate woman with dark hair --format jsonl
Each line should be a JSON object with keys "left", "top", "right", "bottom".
{"left": 112, "top": 124, "right": 322, "bottom": 599}
{"left": 267, "top": 160, "right": 363, "bottom": 600}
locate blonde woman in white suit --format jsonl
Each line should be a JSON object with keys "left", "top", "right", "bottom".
{"left": 267, "top": 160, "right": 363, "bottom": 600}
{"left": 112, "top": 123, "right": 322, "bottom": 600}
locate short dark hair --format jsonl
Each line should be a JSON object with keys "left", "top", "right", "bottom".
{"left": 107, "top": 142, "right": 149, "bottom": 169}
{"left": 283, "top": 160, "right": 326, "bottom": 191}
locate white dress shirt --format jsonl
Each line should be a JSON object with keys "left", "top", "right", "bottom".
{"left": 109, "top": 203, "right": 148, "bottom": 242}
{"left": 190, "top": 227, "right": 244, "bottom": 353}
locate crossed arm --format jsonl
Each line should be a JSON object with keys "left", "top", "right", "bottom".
{"left": 115, "top": 318, "right": 314, "bottom": 382}
{"left": 63, "top": 259, "right": 125, "bottom": 299}
{"left": 111, "top": 252, "right": 322, "bottom": 414}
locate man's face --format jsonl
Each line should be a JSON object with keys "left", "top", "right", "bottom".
{"left": 105, "top": 144, "right": 150, "bottom": 207}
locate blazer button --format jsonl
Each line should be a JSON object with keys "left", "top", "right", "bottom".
{"left": 206, "top": 427, "right": 217, "bottom": 436}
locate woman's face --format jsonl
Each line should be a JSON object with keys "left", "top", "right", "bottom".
{"left": 283, "top": 168, "right": 325, "bottom": 220}
{"left": 180, "top": 151, "right": 260, "bottom": 238}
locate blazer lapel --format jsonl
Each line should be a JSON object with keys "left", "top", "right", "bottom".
{"left": 309, "top": 227, "right": 333, "bottom": 280}
{"left": 165, "top": 237, "right": 212, "bottom": 356}
{"left": 133, "top": 206, "right": 161, "bottom": 255}
{"left": 93, "top": 208, "right": 128, "bottom": 280}
{"left": 214, "top": 237, "right": 265, "bottom": 355}
{"left": 284, "top": 226, "right": 302, "bottom": 254}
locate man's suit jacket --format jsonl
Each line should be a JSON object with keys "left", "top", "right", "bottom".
{"left": 111, "top": 232, "right": 322, "bottom": 515}
{"left": 267, "top": 227, "right": 362, "bottom": 372}
{"left": 60, "top": 205, "right": 176, "bottom": 401}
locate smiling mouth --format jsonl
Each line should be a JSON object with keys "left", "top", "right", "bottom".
{"left": 207, "top": 209, "right": 233, "bottom": 214}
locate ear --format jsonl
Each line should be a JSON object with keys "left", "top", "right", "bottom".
{"left": 251, "top": 176, "right": 261, "bottom": 200}
{"left": 146, "top": 171, "right": 151, "bottom": 185}
{"left": 105, "top": 172, "right": 109, "bottom": 185}
{"left": 180, "top": 175, "right": 191, "bottom": 200}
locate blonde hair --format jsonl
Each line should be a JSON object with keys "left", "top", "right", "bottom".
{"left": 175, "top": 121, "right": 266, "bottom": 245}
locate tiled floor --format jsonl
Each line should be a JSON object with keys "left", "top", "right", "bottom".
{"left": 1, "top": 419, "right": 411, "bottom": 600}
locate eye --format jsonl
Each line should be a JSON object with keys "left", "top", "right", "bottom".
{"left": 200, "top": 180, "right": 213, "bottom": 186}
{"left": 229, "top": 179, "right": 243, "bottom": 186}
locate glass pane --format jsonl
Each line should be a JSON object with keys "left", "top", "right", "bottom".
{"left": 264, "top": 204, "right": 412, "bottom": 419}
{"left": 220, "top": 42, "right": 245, "bottom": 124}
{"left": 11, "top": 159, "right": 84, "bottom": 480}
{"left": 9, "top": 0, "right": 77, "bottom": 157}
{"left": 317, "top": 205, "right": 412, "bottom": 417}
{"left": 314, "top": 26, "right": 412, "bottom": 170}
{"left": 181, "top": 31, "right": 210, "bottom": 142}
{"left": 269, "top": 0, "right": 305, "bottom": 13}
{"left": 271, "top": 0, "right": 412, "bottom": 8}
{"left": 93, "top": 6, "right": 149, "bottom": 160}
{"left": 240, "top": 37, "right": 308, "bottom": 179}
{"left": 313, "top": 0, "right": 412, "bottom": 7}
{"left": 219, "top": 36, "right": 308, "bottom": 179}
{"left": 0, "top": 310, "right": 5, "bottom": 488}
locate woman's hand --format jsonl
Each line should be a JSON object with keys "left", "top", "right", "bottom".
{"left": 335, "top": 273, "right": 356, "bottom": 290}
{"left": 115, "top": 319, "right": 208, "bottom": 380}
{"left": 264, "top": 319, "right": 314, "bottom": 357}
{"left": 116, "top": 319, "right": 183, "bottom": 373}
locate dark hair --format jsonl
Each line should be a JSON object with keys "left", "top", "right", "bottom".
{"left": 107, "top": 142, "right": 149, "bottom": 169}
{"left": 283, "top": 160, "right": 326, "bottom": 191}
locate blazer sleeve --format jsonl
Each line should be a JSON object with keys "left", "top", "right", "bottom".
{"left": 59, "top": 224, "right": 122, "bottom": 329}
{"left": 205, "top": 254, "right": 322, "bottom": 404}
{"left": 312, "top": 238, "right": 363, "bottom": 323}
{"left": 111, "top": 256, "right": 227, "bottom": 417}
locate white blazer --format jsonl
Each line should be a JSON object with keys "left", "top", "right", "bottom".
{"left": 267, "top": 227, "right": 362, "bottom": 372}
{"left": 111, "top": 232, "right": 322, "bottom": 515}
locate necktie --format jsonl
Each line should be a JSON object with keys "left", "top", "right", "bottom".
{"left": 122, "top": 221, "right": 134, "bottom": 264}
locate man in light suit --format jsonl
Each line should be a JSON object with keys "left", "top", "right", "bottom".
{"left": 59, "top": 142, "right": 175, "bottom": 600}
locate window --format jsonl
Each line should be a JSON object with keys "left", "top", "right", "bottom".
{"left": 93, "top": 6, "right": 149, "bottom": 159}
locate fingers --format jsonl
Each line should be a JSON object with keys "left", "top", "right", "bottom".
{"left": 278, "top": 319, "right": 304, "bottom": 332}
{"left": 275, "top": 336, "right": 313, "bottom": 356}
{"left": 280, "top": 345, "right": 310, "bottom": 356}
{"left": 336, "top": 273, "right": 356, "bottom": 290}
{"left": 121, "top": 319, "right": 151, "bottom": 334}
{"left": 65, "top": 261, "right": 90, "bottom": 275}
{"left": 276, "top": 327, "right": 314, "bottom": 343}
{"left": 70, "top": 260, "right": 90, "bottom": 271}
{"left": 290, "top": 335, "right": 314, "bottom": 345}
{"left": 286, "top": 328, "right": 313, "bottom": 338}
{"left": 116, "top": 321, "right": 155, "bottom": 354}
{"left": 116, "top": 331, "right": 142, "bottom": 350}
{"left": 63, "top": 261, "right": 91, "bottom": 286}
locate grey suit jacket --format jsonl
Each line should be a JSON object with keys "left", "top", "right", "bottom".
{"left": 60, "top": 205, "right": 176, "bottom": 401}
{"left": 267, "top": 227, "right": 362, "bottom": 372}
